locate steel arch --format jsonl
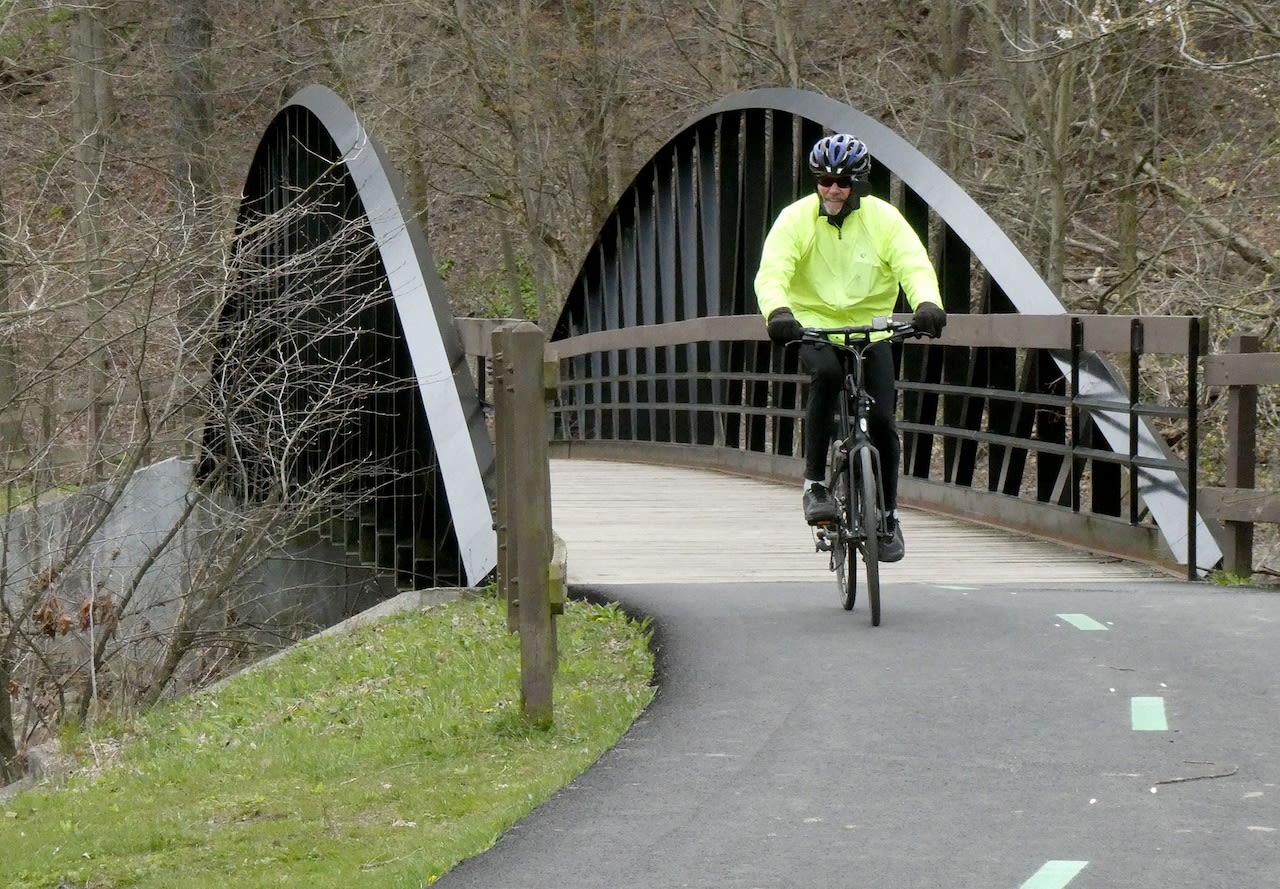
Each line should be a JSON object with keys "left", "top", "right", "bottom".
{"left": 553, "top": 87, "right": 1220, "bottom": 572}
{"left": 205, "top": 85, "right": 495, "bottom": 587}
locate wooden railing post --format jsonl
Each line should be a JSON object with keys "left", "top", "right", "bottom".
{"left": 492, "top": 321, "right": 556, "bottom": 727}
{"left": 491, "top": 323, "right": 517, "bottom": 632}
{"left": 1221, "top": 333, "right": 1260, "bottom": 576}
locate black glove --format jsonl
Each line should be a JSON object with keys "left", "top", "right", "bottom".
{"left": 911, "top": 302, "right": 947, "bottom": 338}
{"left": 766, "top": 307, "right": 803, "bottom": 345}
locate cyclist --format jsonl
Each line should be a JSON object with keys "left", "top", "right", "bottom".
{"left": 754, "top": 133, "right": 947, "bottom": 562}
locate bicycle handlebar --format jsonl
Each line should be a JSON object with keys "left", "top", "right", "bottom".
{"left": 798, "top": 317, "right": 935, "bottom": 346}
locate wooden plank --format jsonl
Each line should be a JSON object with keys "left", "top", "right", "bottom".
{"left": 1077, "top": 315, "right": 1206, "bottom": 354}
{"left": 455, "top": 316, "right": 514, "bottom": 358}
{"left": 1199, "top": 486, "right": 1280, "bottom": 523}
{"left": 935, "top": 313, "right": 1071, "bottom": 349}
{"left": 1204, "top": 352, "right": 1280, "bottom": 387}
{"left": 550, "top": 459, "right": 1165, "bottom": 586}
{"left": 458, "top": 314, "right": 1216, "bottom": 363}
{"left": 552, "top": 315, "right": 766, "bottom": 358}
{"left": 546, "top": 314, "right": 1206, "bottom": 357}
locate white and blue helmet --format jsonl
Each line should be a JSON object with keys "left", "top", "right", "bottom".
{"left": 808, "top": 134, "right": 871, "bottom": 178}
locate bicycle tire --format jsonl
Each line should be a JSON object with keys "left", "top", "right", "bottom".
{"left": 855, "top": 447, "right": 881, "bottom": 626}
{"left": 829, "top": 454, "right": 857, "bottom": 611}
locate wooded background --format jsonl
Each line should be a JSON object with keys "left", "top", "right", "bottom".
{"left": 1, "top": 1, "right": 1279, "bottom": 777}
{"left": 4, "top": 1, "right": 1277, "bottom": 447}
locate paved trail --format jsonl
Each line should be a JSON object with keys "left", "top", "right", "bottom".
{"left": 438, "top": 578, "right": 1280, "bottom": 889}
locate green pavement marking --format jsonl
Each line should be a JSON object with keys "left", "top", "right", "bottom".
{"left": 1131, "top": 696, "right": 1169, "bottom": 731}
{"left": 1019, "top": 860, "right": 1088, "bottom": 888}
{"left": 1057, "top": 613, "right": 1108, "bottom": 631}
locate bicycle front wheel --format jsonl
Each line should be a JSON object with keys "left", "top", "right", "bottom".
{"left": 855, "top": 448, "right": 881, "bottom": 626}
{"left": 830, "top": 453, "right": 857, "bottom": 611}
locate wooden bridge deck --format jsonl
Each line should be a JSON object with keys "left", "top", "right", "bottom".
{"left": 549, "top": 459, "right": 1170, "bottom": 586}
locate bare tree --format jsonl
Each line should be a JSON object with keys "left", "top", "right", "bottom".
{"left": 72, "top": 3, "right": 113, "bottom": 476}
{"left": 0, "top": 0, "right": 429, "bottom": 764}
{"left": 0, "top": 191, "right": 417, "bottom": 768}
{"left": 1171, "top": 0, "right": 1280, "bottom": 70}
{"left": 0, "top": 178, "right": 25, "bottom": 468}
{"left": 170, "top": 0, "right": 221, "bottom": 336}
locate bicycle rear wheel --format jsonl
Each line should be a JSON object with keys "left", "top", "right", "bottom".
{"left": 855, "top": 448, "right": 881, "bottom": 626}
{"left": 829, "top": 453, "right": 857, "bottom": 611}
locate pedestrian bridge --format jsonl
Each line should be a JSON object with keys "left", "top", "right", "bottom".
{"left": 461, "top": 310, "right": 1245, "bottom": 587}
{"left": 209, "top": 85, "right": 1279, "bottom": 596}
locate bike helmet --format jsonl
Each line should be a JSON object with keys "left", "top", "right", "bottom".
{"left": 808, "top": 134, "right": 871, "bottom": 178}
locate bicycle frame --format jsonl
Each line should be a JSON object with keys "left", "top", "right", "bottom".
{"left": 800, "top": 317, "right": 925, "bottom": 624}
{"left": 810, "top": 326, "right": 896, "bottom": 543}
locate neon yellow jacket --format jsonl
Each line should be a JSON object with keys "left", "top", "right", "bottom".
{"left": 754, "top": 193, "right": 941, "bottom": 330}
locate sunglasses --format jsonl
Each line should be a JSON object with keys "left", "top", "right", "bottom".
{"left": 816, "top": 175, "right": 854, "bottom": 189}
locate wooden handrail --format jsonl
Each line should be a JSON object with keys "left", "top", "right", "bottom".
{"left": 540, "top": 313, "right": 1206, "bottom": 356}
{"left": 1204, "top": 352, "right": 1280, "bottom": 387}
{"left": 455, "top": 313, "right": 1209, "bottom": 359}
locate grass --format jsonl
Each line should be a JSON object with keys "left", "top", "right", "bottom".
{"left": 1, "top": 593, "right": 655, "bottom": 888}
{"left": 1208, "top": 570, "right": 1255, "bottom": 586}
{"left": 0, "top": 482, "right": 77, "bottom": 513}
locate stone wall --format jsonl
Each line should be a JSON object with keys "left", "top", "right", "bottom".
{"left": 2, "top": 457, "right": 397, "bottom": 706}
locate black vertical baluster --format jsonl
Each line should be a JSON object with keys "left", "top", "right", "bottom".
{"left": 1070, "top": 317, "right": 1083, "bottom": 513}
{"left": 1187, "top": 317, "right": 1200, "bottom": 580}
{"left": 1129, "top": 318, "right": 1142, "bottom": 525}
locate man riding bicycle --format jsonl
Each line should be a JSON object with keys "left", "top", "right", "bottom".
{"left": 754, "top": 133, "right": 947, "bottom": 562}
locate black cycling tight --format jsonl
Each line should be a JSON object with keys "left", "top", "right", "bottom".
{"left": 799, "top": 339, "right": 900, "bottom": 512}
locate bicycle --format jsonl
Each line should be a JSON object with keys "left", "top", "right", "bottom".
{"left": 801, "top": 317, "right": 930, "bottom": 626}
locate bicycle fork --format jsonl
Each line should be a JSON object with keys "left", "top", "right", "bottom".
{"left": 839, "top": 440, "right": 890, "bottom": 543}
{"left": 845, "top": 396, "right": 891, "bottom": 542}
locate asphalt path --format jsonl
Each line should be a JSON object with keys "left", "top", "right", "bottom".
{"left": 437, "top": 579, "right": 1280, "bottom": 889}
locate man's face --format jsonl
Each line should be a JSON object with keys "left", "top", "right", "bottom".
{"left": 816, "top": 174, "right": 853, "bottom": 215}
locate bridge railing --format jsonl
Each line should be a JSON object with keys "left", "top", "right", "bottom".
{"left": 458, "top": 313, "right": 1214, "bottom": 578}
{"left": 1201, "top": 333, "right": 1280, "bottom": 577}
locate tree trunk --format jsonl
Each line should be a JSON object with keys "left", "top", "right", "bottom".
{"left": 170, "top": 0, "right": 217, "bottom": 335}
{"left": 718, "top": 0, "right": 743, "bottom": 93}
{"left": 1043, "top": 58, "right": 1075, "bottom": 296}
{"left": 73, "top": 4, "right": 111, "bottom": 477}
{"left": 943, "top": 5, "right": 974, "bottom": 174}
{"left": 570, "top": 0, "right": 614, "bottom": 227}
{"left": 772, "top": 1, "right": 800, "bottom": 87}
{"left": 499, "top": 226, "right": 527, "bottom": 320}
{"left": 0, "top": 651, "right": 16, "bottom": 785}
{"left": 0, "top": 179, "right": 26, "bottom": 467}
